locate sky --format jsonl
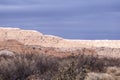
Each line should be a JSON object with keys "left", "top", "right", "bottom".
{"left": 0, "top": 0, "right": 120, "bottom": 39}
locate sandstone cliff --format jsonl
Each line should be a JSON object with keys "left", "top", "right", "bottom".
{"left": 0, "top": 27, "right": 120, "bottom": 48}
{"left": 0, "top": 27, "right": 63, "bottom": 47}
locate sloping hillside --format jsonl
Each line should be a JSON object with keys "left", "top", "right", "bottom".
{"left": 0, "top": 27, "right": 120, "bottom": 48}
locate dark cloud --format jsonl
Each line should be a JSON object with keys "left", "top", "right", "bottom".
{"left": 0, "top": 0, "right": 120, "bottom": 39}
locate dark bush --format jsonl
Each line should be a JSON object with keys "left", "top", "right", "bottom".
{"left": 0, "top": 54, "right": 59, "bottom": 80}
{"left": 0, "top": 53, "right": 120, "bottom": 80}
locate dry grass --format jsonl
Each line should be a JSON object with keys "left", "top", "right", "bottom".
{"left": 0, "top": 53, "right": 120, "bottom": 80}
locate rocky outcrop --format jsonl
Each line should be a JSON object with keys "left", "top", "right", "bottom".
{"left": 0, "top": 27, "right": 63, "bottom": 47}
{"left": 0, "top": 39, "right": 96, "bottom": 57}
{"left": 0, "top": 27, "right": 89, "bottom": 48}
{"left": 0, "top": 27, "right": 120, "bottom": 48}
{"left": 0, "top": 27, "right": 120, "bottom": 58}
{"left": 0, "top": 50, "right": 14, "bottom": 56}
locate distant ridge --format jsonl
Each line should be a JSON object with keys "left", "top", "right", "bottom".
{"left": 0, "top": 27, "right": 120, "bottom": 48}
{"left": 0, "top": 27, "right": 64, "bottom": 47}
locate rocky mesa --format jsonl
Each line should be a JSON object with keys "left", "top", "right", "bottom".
{"left": 0, "top": 27, "right": 120, "bottom": 48}
{"left": 0, "top": 27, "right": 120, "bottom": 58}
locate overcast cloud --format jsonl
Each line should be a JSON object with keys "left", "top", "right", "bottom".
{"left": 0, "top": 0, "right": 120, "bottom": 39}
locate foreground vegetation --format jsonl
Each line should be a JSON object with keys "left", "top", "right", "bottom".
{"left": 0, "top": 53, "right": 120, "bottom": 80}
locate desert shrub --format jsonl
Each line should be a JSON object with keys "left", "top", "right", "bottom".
{"left": 77, "top": 55, "right": 105, "bottom": 72}
{"left": 102, "top": 58, "right": 120, "bottom": 67}
{"left": 0, "top": 54, "right": 59, "bottom": 80}
{"left": 52, "top": 54, "right": 88, "bottom": 80}
{"left": 0, "top": 55, "right": 34, "bottom": 80}
{"left": 53, "top": 54, "right": 120, "bottom": 80}
{"left": 0, "top": 53, "right": 120, "bottom": 80}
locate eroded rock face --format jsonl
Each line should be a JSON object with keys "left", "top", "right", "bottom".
{"left": 0, "top": 39, "right": 96, "bottom": 57}
{"left": 0, "top": 27, "right": 63, "bottom": 47}
{"left": 0, "top": 27, "right": 120, "bottom": 58}
{"left": 0, "top": 27, "right": 93, "bottom": 48}
{"left": 0, "top": 27, "right": 120, "bottom": 48}
{"left": 0, "top": 50, "right": 14, "bottom": 56}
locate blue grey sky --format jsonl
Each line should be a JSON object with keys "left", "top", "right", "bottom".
{"left": 0, "top": 0, "right": 120, "bottom": 39}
